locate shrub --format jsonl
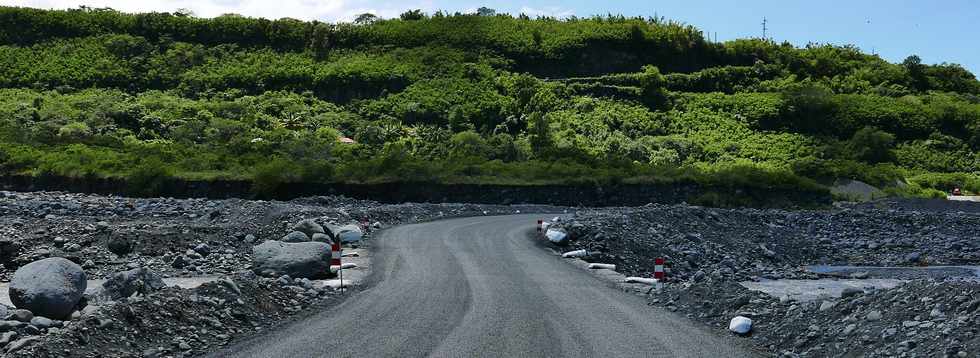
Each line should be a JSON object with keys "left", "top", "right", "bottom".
{"left": 250, "top": 158, "right": 302, "bottom": 198}
{"left": 848, "top": 127, "right": 895, "bottom": 163}
{"left": 126, "top": 158, "right": 175, "bottom": 196}
{"left": 907, "top": 172, "right": 980, "bottom": 194}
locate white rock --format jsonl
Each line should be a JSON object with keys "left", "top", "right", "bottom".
{"left": 545, "top": 229, "right": 567, "bottom": 244}
{"left": 562, "top": 249, "right": 588, "bottom": 258}
{"left": 588, "top": 263, "right": 616, "bottom": 270}
{"left": 729, "top": 316, "right": 753, "bottom": 335}
{"left": 624, "top": 277, "right": 659, "bottom": 285}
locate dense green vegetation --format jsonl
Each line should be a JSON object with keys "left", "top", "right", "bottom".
{"left": 0, "top": 6, "right": 977, "bottom": 201}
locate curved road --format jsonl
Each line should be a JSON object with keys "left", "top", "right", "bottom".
{"left": 212, "top": 215, "right": 759, "bottom": 357}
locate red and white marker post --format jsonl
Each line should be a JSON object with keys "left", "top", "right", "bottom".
{"left": 537, "top": 219, "right": 543, "bottom": 232}
{"left": 653, "top": 258, "right": 665, "bottom": 280}
{"left": 331, "top": 241, "right": 344, "bottom": 292}
{"left": 653, "top": 257, "right": 666, "bottom": 290}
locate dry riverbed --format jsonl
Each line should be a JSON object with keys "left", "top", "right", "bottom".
{"left": 0, "top": 191, "right": 561, "bottom": 357}
{"left": 545, "top": 199, "right": 980, "bottom": 357}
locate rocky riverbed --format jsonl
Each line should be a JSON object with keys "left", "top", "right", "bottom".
{"left": 0, "top": 190, "right": 563, "bottom": 357}
{"left": 546, "top": 199, "right": 980, "bottom": 357}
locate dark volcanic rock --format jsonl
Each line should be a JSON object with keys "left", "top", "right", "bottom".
{"left": 9, "top": 258, "right": 86, "bottom": 319}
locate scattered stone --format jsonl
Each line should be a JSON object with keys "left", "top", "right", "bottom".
{"left": 818, "top": 300, "right": 835, "bottom": 311}
{"left": 171, "top": 255, "right": 189, "bottom": 269}
{"left": 28, "top": 316, "right": 59, "bottom": 329}
{"left": 729, "top": 316, "right": 752, "bottom": 335}
{"left": 292, "top": 219, "right": 325, "bottom": 238}
{"left": 866, "top": 310, "right": 883, "bottom": 322}
{"left": 841, "top": 287, "right": 863, "bottom": 298}
{"left": 106, "top": 234, "right": 134, "bottom": 256}
{"left": 0, "top": 331, "right": 17, "bottom": 346}
{"left": 193, "top": 243, "right": 211, "bottom": 257}
{"left": 311, "top": 233, "right": 332, "bottom": 243}
{"left": 5, "top": 336, "right": 40, "bottom": 354}
{"left": 545, "top": 228, "right": 568, "bottom": 244}
{"left": 251, "top": 241, "right": 332, "bottom": 278}
{"left": 0, "top": 320, "right": 26, "bottom": 331}
{"left": 9, "top": 257, "right": 86, "bottom": 319}
{"left": 849, "top": 271, "right": 870, "bottom": 279}
{"left": 99, "top": 267, "right": 167, "bottom": 301}
{"left": 8, "top": 309, "right": 32, "bottom": 323}
{"left": 281, "top": 231, "right": 310, "bottom": 243}
{"left": 336, "top": 224, "right": 363, "bottom": 243}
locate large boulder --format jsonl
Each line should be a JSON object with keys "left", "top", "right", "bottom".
{"left": 336, "top": 224, "right": 363, "bottom": 243}
{"left": 252, "top": 241, "right": 332, "bottom": 279}
{"left": 98, "top": 267, "right": 166, "bottom": 301}
{"left": 281, "top": 231, "right": 310, "bottom": 243}
{"left": 9, "top": 258, "right": 86, "bottom": 319}
{"left": 292, "top": 219, "right": 325, "bottom": 238}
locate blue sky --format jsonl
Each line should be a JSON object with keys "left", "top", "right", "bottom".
{"left": 2, "top": 0, "right": 977, "bottom": 75}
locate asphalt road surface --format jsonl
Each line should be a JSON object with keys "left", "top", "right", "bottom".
{"left": 211, "top": 215, "right": 760, "bottom": 357}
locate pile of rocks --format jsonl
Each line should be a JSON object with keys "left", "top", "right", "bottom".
{"left": 0, "top": 191, "right": 560, "bottom": 280}
{"left": 549, "top": 202, "right": 980, "bottom": 282}
{"left": 656, "top": 279, "right": 979, "bottom": 357}
{"left": 0, "top": 190, "right": 565, "bottom": 356}
{"left": 546, "top": 200, "right": 980, "bottom": 356}
{"left": 6, "top": 271, "right": 341, "bottom": 357}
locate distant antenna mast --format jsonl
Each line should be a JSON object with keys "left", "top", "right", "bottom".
{"left": 761, "top": 17, "right": 768, "bottom": 39}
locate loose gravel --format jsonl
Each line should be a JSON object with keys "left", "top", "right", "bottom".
{"left": 0, "top": 190, "right": 564, "bottom": 357}
{"left": 548, "top": 199, "right": 980, "bottom": 357}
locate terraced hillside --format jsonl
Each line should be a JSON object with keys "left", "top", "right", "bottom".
{"left": 0, "top": 7, "right": 977, "bottom": 204}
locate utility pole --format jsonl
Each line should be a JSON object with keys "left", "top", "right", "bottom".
{"left": 761, "top": 17, "right": 768, "bottom": 40}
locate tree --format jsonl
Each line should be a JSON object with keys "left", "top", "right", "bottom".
{"left": 354, "top": 13, "right": 378, "bottom": 25}
{"left": 449, "top": 131, "right": 489, "bottom": 159}
{"left": 476, "top": 7, "right": 496, "bottom": 16}
{"left": 400, "top": 9, "right": 425, "bottom": 21}
{"left": 903, "top": 55, "right": 928, "bottom": 92}
{"left": 528, "top": 112, "right": 553, "bottom": 156}
{"left": 638, "top": 65, "right": 667, "bottom": 108}
{"left": 848, "top": 126, "right": 895, "bottom": 163}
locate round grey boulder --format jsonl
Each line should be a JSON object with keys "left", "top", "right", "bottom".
{"left": 336, "top": 224, "right": 363, "bottom": 243}
{"left": 292, "top": 219, "right": 325, "bottom": 237}
{"left": 252, "top": 240, "right": 331, "bottom": 279}
{"left": 281, "top": 231, "right": 310, "bottom": 243}
{"left": 9, "top": 258, "right": 86, "bottom": 319}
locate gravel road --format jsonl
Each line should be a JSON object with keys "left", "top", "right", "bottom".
{"left": 210, "top": 215, "right": 759, "bottom": 357}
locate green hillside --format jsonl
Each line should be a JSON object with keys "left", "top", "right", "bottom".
{"left": 0, "top": 6, "right": 978, "bottom": 201}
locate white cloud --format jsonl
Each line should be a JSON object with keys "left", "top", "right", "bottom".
{"left": 518, "top": 6, "right": 573, "bottom": 19}
{"left": 0, "top": 0, "right": 435, "bottom": 21}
